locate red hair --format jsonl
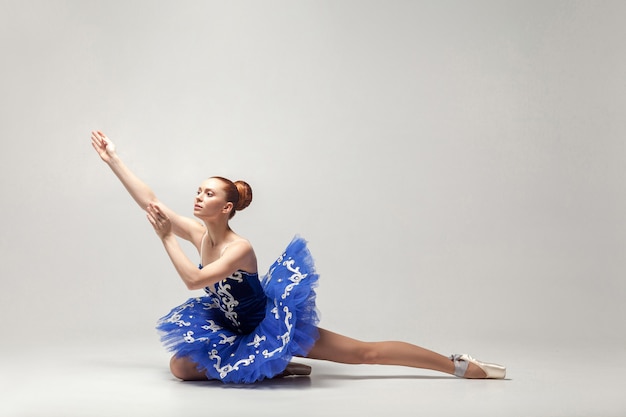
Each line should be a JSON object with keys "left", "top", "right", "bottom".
{"left": 211, "top": 176, "right": 253, "bottom": 218}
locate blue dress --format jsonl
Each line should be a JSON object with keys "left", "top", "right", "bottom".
{"left": 156, "top": 236, "right": 320, "bottom": 383}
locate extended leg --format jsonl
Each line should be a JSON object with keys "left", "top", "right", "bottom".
{"left": 306, "top": 328, "right": 488, "bottom": 378}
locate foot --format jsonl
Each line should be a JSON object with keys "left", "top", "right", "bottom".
{"left": 275, "top": 362, "right": 312, "bottom": 378}
{"left": 465, "top": 362, "right": 488, "bottom": 378}
{"left": 450, "top": 354, "right": 506, "bottom": 379}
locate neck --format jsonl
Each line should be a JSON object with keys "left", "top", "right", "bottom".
{"left": 202, "top": 218, "right": 232, "bottom": 247}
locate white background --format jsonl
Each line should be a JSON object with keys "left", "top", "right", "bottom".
{"left": 0, "top": 2, "right": 624, "bottom": 409}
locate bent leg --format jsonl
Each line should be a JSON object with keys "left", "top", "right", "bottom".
{"left": 169, "top": 356, "right": 312, "bottom": 381}
{"left": 169, "top": 356, "right": 210, "bottom": 381}
{"left": 307, "top": 328, "right": 486, "bottom": 378}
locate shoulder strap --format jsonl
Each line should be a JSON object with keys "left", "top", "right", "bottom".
{"left": 201, "top": 235, "right": 237, "bottom": 260}
{"left": 220, "top": 242, "right": 233, "bottom": 257}
{"left": 199, "top": 232, "right": 207, "bottom": 265}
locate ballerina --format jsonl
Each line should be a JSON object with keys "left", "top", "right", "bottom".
{"left": 91, "top": 130, "right": 505, "bottom": 383}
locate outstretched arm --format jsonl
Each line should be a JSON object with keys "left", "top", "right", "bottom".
{"left": 91, "top": 130, "right": 156, "bottom": 209}
{"left": 91, "top": 130, "right": 204, "bottom": 244}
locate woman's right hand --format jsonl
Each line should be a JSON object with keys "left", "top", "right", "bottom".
{"left": 91, "top": 130, "right": 117, "bottom": 163}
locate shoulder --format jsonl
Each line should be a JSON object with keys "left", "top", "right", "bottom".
{"left": 224, "top": 238, "right": 254, "bottom": 255}
{"left": 222, "top": 238, "right": 257, "bottom": 272}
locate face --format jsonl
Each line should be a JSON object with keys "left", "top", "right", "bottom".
{"left": 193, "top": 178, "right": 233, "bottom": 219}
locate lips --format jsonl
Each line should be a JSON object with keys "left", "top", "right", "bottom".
{"left": 194, "top": 205, "right": 202, "bottom": 210}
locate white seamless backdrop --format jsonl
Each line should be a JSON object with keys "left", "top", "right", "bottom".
{"left": 1, "top": 1, "right": 624, "bottom": 358}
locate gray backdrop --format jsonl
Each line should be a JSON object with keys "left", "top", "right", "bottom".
{"left": 1, "top": 1, "right": 624, "bottom": 355}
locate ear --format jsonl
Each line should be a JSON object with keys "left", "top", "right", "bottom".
{"left": 223, "top": 202, "right": 234, "bottom": 214}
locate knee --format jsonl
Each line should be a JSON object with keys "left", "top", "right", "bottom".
{"left": 170, "top": 356, "right": 197, "bottom": 381}
{"left": 355, "top": 343, "right": 383, "bottom": 365}
{"left": 169, "top": 356, "right": 186, "bottom": 380}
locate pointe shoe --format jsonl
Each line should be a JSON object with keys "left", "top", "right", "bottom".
{"left": 275, "top": 362, "right": 312, "bottom": 378}
{"left": 450, "top": 354, "right": 506, "bottom": 379}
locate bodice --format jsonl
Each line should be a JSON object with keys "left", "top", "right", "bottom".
{"left": 202, "top": 269, "right": 266, "bottom": 334}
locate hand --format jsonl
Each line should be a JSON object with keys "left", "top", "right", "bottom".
{"left": 146, "top": 203, "right": 172, "bottom": 239}
{"left": 90, "top": 130, "right": 117, "bottom": 163}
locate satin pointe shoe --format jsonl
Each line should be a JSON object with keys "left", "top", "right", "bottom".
{"left": 450, "top": 354, "right": 506, "bottom": 379}
{"left": 275, "top": 362, "right": 312, "bottom": 378}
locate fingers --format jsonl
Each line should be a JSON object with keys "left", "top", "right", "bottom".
{"left": 91, "top": 130, "right": 106, "bottom": 139}
{"left": 147, "top": 203, "right": 169, "bottom": 225}
{"left": 148, "top": 203, "right": 167, "bottom": 218}
{"left": 146, "top": 211, "right": 157, "bottom": 227}
{"left": 90, "top": 131, "right": 105, "bottom": 148}
{"left": 90, "top": 136, "right": 103, "bottom": 154}
{"left": 147, "top": 203, "right": 172, "bottom": 239}
{"left": 90, "top": 130, "right": 108, "bottom": 147}
{"left": 90, "top": 135, "right": 101, "bottom": 147}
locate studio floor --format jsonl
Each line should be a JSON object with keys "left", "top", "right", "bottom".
{"left": 2, "top": 338, "right": 624, "bottom": 417}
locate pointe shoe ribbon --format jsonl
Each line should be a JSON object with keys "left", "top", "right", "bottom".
{"left": 450, "top": 354, "right": 506, "bottom": 379}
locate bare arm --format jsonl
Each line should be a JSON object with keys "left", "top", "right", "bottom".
{"left": 91, "top": 131, "right": 204, "bottom": 244}
{"left": 146, "top": 204, "right": 255, "bottom": 290}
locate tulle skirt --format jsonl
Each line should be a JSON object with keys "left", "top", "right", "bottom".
{"left": 156, "top": 236, "right": 320, "bottom": 383}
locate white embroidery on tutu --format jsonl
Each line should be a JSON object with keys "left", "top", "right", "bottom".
{"left": 201, "top": 299, "right": 220, "bottom": 310}
{"left": 201, "top": 320, "right": 223, "bottom": 332}
{"left": 183, "top": 330, "right": 209, "bottom": 343}
{"left": 263, "top": 253, "right": 284, "bottom": 286}
{"left": 262, "top": 306, "right": 293, "bottom": 358}
{"left": 209, "top": 350, "right": 256, "bottom": 379}
{"left": 167, "top": 312, "right": 191, "bottom": 327}
{"left": 281, "top": 259, "right": 308, "bottom": 299}
{"left": 218, "top": 334, "right": 237, "bottom": 346}
{"left": 247, "top": 334, "right": 266, "bottom": 348}
{"left": 167, "top": 299, "right": 199, "bottom": 327}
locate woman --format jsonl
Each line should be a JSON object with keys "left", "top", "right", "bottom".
{"left": 91, "top": 130, "right": 505, "bottom": 383}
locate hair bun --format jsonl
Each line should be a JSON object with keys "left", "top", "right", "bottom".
{"left": 234, "top": 180, "right": 253, "bottom": 211}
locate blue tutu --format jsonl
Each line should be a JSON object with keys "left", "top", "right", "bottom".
{"left": 156, "top": 236, "right": 320, "bottom": 383}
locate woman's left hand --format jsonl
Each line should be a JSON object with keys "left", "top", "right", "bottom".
{"left": 147, "top": 203, "right": 172, "bottom": 239}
